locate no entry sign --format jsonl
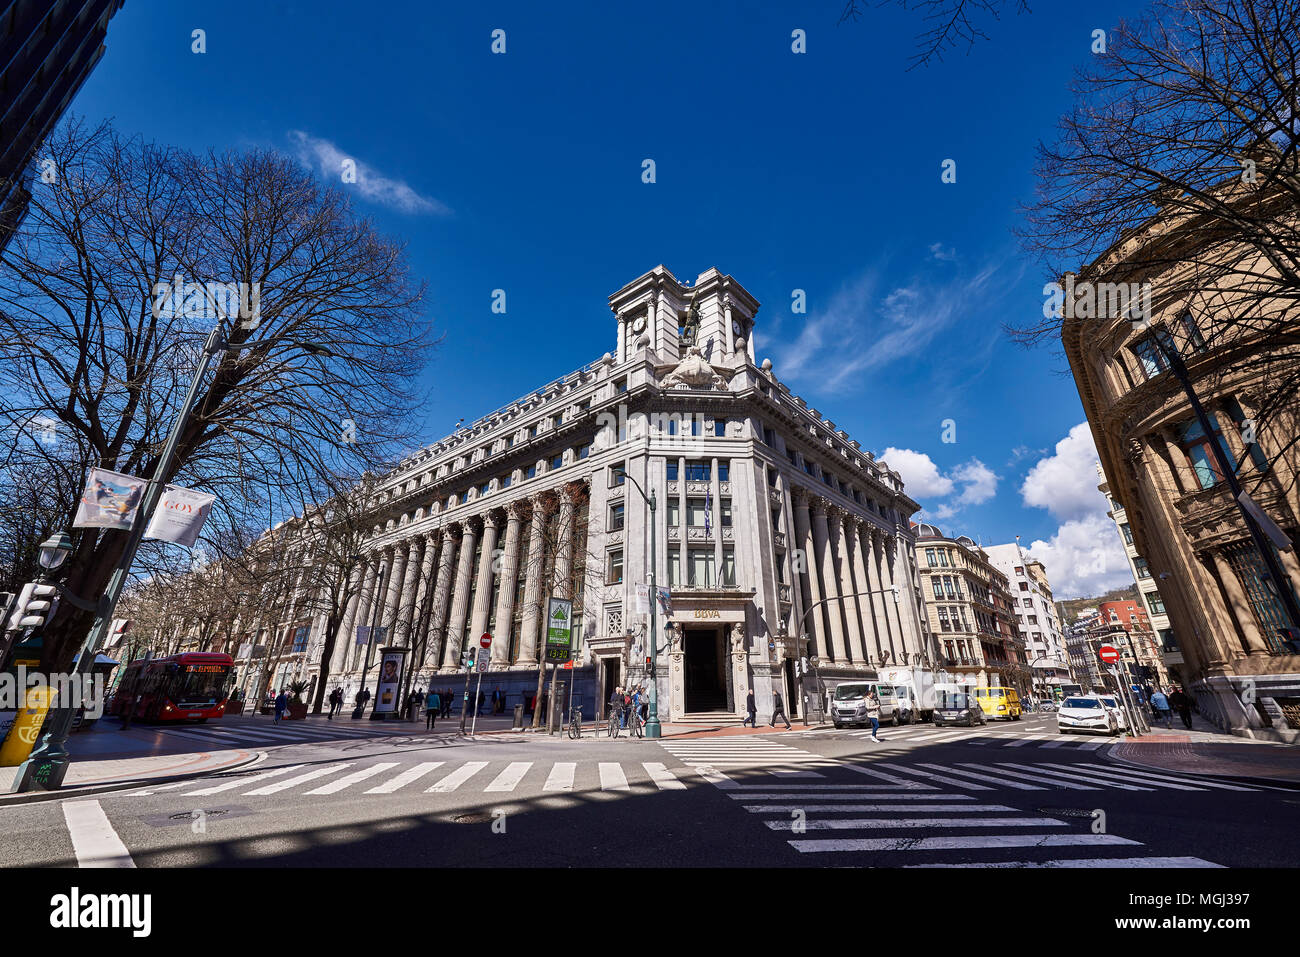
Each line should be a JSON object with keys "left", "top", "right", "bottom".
{"left": 1098, "top": 644, "right": 1120, "bottom": 664}
{"left": 479, "top": 633, "right": 492, "bottom": 649}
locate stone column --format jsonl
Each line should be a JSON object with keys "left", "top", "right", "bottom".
{"left": 791, "top": 488, "right": 824, "bottom": 656}
{"left": 812, "top": 499, "right": 848, "bottom": 662}
{"left": 379, "top": 543, "right": 408, "bottom": 645}
{"left": 346, "top": 554, "right": 382, "bottom": 673}
{"left": 429, "top": 527, "right": 459, "bottom": 669}
{"left": 864, "top": 526, "right": 888, "bottom": 662}
{"left": 469, "top": 512, "right": 501, "bottom": 644}
{"left": 408, "top": 531, "right": 441, "bottom": 670}
{"left": 883, "top": 534, "right": 906, "bottom": 662}
{"left": 518, "top": 498, "right": 548, "bottom": 663}
{"left": 841, "top": 516, "right": 870, "bottom": 664}
{"left": 554, "top": 490, "right": 577, "bottom": 598}
{"left": 491, "top": 504, "right": 526, "bottom": 665}
{"left": 444, "top": 518, "right": 481, "bottom": 667}
{"left": 331, "top": 564, "right": 365, "bottom": 675}
{"left": 1212, "top": 549, "right": 1270, "bottom": 656}
{"left": 723, "top": 294, "right": 734, "bottom": 356}
{"left": 394, "top": 537, "right": 423, "bottom": 646}
{"left": 616, "top": 312, "right": 627, "bottom": 364}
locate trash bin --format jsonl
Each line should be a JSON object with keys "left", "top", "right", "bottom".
{"left": 512, "top": 703, "right": 525, "bottom": 730}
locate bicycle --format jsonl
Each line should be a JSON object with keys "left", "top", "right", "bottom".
{"left": 568, "top": 705, "right": 583, "bottom": 739}
{"left": 607, "top": 707, "right": 622, "bottom": 738}
{"left": 628, "top": 709, "right": 644, "bottom": 738}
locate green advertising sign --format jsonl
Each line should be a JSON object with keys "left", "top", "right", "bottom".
{"left": 544, "top": 597, "right": 573, "bottom": 664}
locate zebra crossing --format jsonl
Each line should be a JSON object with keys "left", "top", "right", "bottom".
{"left": 703, "top": 776, "right": 1224, "bottom": 867}
{"left": 142, "top": 719, "right": 432, "bottom": 749}
{"left": 125, "top": 758, "right": 704, "bottom": 799}
{"left": 657, "top": 737, "right": 839, "bottom": 775}
{"left": 863, "top": 759, "right": 1275, "bottom": 793}
{"left": 785, "top": 724, "right": 1114, "bottom": 751}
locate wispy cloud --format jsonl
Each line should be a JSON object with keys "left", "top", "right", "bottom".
{"left": 287, "top": 130, "right": 450, "bottom": 215}
{"left": 928, "top": 241, "right": 956, "bottom": 261}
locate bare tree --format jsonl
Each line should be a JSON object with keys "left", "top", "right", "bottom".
{"left": 0, "top": 119, "right": 431, "bottom": 672}
{"left": 1016, "top": 0, "right": 1300, "bottom": 502}
{"left": 840, "top": 0, "right": 1029, "bottom": 69}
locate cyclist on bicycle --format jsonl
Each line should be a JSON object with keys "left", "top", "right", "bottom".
{"left": 608, "top": 686, "right": 625, "bottom": 729}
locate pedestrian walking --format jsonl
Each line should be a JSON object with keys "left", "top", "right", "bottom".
{"left": 273, "top": 689, "right": 289, "bottom": 724}
{"left": 865, "top": 689, "right": 882, "bottom": 741}
{"left": 743, "top": 689, "right": 757, "bottom": 727}
{"left": 1169, "top": 687, "right": 1194, "bottom": 730}
{"left": 353, "top": 686, "right": 371, "bottom": 719}
{"left": 426, "top": 689, "right": 440, "bottom": 730}
{"left": 769, "top": 690, "right": 791, "bottom": 730}
{"left": 1149, "top": 688, "right": 1173, "bottom": 729}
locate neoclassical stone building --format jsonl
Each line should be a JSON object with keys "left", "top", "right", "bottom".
{"left": 288, "top": 266, "right": 932, "bottom": 721}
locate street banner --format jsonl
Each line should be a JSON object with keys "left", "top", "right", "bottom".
{"left": 356, "top": 625, "right": 385, "bottom": 647}
{"left": 544, "top": 597, "right": 574, "bottom": 664}
{"left": 655, "top": 586, "right": 673, "bottom": 617}
{"left": 634, "top": 584, "right": 650, "bottom": 615}
{"left": 145, "top": 484, "right": 216, "bottom": 546}
{"left": 373, "top": 648, "right": 406, "bottom": 714}
{"left": 73, "top": 467, "right": 146, "bottom": 530}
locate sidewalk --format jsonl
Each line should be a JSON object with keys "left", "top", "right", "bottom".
{"left": 1108, "top": 714, "right": 1300, "bottom": 786}
{"left": 0, "top": 747, "right": 258, "bottom": 805}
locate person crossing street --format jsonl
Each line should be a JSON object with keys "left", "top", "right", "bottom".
{"left": 768, "top": 690, "right": 791, "bottom": 730}
{"left": 425, "top": 688, "right": 440, "bottom": 730}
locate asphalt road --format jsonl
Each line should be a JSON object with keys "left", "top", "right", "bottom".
{"left": 5, "top": 714, "right": 1296, "bottom": 868}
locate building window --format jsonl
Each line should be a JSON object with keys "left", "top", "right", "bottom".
{"left": 606, "top": 549, "right": 624, "bottom": 585}
{"left": 720, "top": 499, "right": 733, "bottom": 527}
{"left": 459, "top": 490, "right": 470, "bottom": 504}
{"left": 943, "top": 577, "right": 956, "bottom": 599}
{"left": 528, "top": 425, "right": 538, "bottom": 439}
{"left": 688, "top": 549, "right": 714, "bottom": 587}
{"left": 1144, "top": 590, "right": 1166, "bottom": 616}
{"left": 925, "top": 548, "right": 937, "bottom": 567}
{"left": 578, "top": 443, "right": 592, "bottom": 460}
{"left": 1135, "top": 557, "right": 1151, "bottom": 579}
{"left": 665, "top": 461, "right": 679, "bottom": 481}
{"left": 526, "top": 465, "right": 537, "bottom": 480}
{"left": 610, "top": 462, "right": 625, "bottom": 486}
{"left": 1120, "top": 522, "right": 1133, "bottom": 544}
{"left": 932, "top": 579, "right": 944, "bottom": 600}
{"left": 668, "top": 552, "right": 681, "bottom": 586}
{"left": 667, "top": 500, "right": 681, "bottom": 526}
{"left": 938, "top": 607, "right": 951, "bottom": 632}
{"left": 500, "top": 474, "right": 512, "bottom": 489}
{"left": 763, "top": 426, "right": 776, "bottom": 447}
{"left": 479, "top": 482, "right": 490, "bottom": 496}
{"left": 608, "top": 502, "right": 625, "bottom": 532}
{"left": 1023, "top": 597, "right": 1033, "bottom": 607}
{"left": 721, "top": 548, "right": 736, "bottom": 586}
{"left": 717, "top": 460, "right": 729, "bottom": 482}
{"left": 1018, "top": 581, "right": 1029, "bottom": 591}
{"left": 686, "top": 498, "right": 708, "bottom": 527}
{"left": 1179, "top": 312, "right": 1208, "bottom": 354}
{"left": 551, "top": 455, "right": 564, "bottom": 471}
{"left": 685, "top": 460, "right": 710, "bottom": 481}
{"left": 291, "top": 624, "right": 310, "bottom": 653}
{"left": 1178, "top": 417, "right": 1235, "bottom": 490}
{"left": 615, "top": 377, "right": 627, "bottom": 394}
{"left": 1132, "top": 328, "right": 1175, "bottom": 379}
{"left": 554, "top": 413, "right": 564, "bottom": 428}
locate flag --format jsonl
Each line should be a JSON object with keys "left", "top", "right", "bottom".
{"left": 705, "top": 486, "right": 712, "bottom": 536}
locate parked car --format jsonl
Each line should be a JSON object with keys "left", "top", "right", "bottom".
{"left": 1095, "top": 694, "right": 1128, "bottom": 731}
{"left": 1038, "top": 699, "right": 1058, "bottom": 713}
{"left": 973, "top": 686, "right": 1023, "bottom": 721}
{"left": 932, "top": 692, "right": 986, "bottom": 728}
{"left": 1057, "top": 696, "right": 1119, "bottom": 735}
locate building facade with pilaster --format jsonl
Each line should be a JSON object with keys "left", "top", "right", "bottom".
{"left": 245, "top": 266, "right": 933, "bottom": 722}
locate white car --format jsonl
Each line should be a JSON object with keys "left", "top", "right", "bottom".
{"left": 1095, "top": 694, "right": 1128, "bottom": 731}
{"left": 1057, "top": 696, "right": 1119, "bottom": 736}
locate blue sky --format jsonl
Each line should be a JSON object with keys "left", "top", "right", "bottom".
{"left": 67, "top": 0, "right": 1149, "bottom": 597}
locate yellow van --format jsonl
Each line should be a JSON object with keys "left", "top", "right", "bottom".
{"left": 973, "top": 686, "right": 1022, "bottom": 720}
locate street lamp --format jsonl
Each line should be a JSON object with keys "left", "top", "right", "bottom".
{"left": 37, "top": 533, "right": 74, "bottom": 571}
{"left": 620, "top": 469, "right": 661, "bottom": 738}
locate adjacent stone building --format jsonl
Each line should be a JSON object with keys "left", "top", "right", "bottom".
{"left": 984, "top": 544, "right": 1072, "bottom": 698}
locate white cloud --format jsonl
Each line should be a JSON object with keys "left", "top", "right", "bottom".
{"left": 879, "top": 447, "right": 954, "bottom": 498}
{"left": 1024, "top": 514, "right": 1133, "bottom": 599}
{"left": 928, "top": 242, "right": 956, "bottom": 261}
{"left": 1020, "top": 422, "right": 1106, "bottom": 522}
{"left": 879, "top": 448, "right": 999, "bottom": 518}
{"left": 1019, "top": 422, "right": 1133, "bottom": 599}
{"left": 287, "top": 130, "right": 450, "bottom": 215}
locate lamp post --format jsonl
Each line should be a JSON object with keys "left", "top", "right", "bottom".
{"left": 11, "top": 317, "right": 335, "bottom": 793}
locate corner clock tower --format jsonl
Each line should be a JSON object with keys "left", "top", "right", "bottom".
{"left": 608, "top": 265, "right": 760, "bottom": 366}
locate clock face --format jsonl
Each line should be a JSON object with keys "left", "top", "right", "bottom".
{"left": 632, "top": 315, "right": 647, "bottom": 335}
{"left": 732, "top": 320, "right": 742, "bottom": 335}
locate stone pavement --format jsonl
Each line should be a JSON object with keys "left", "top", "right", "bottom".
{"left": 1109, "top": 721, "right": 1300, "bottom": 785}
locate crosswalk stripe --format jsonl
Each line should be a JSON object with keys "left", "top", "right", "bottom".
{"left": 998, "top": 762, "right": 1153, "bottom": 791}
{"left": 485, "top": 762, "right": 533, "bottom": 792}
{"left": 1077, "top": 740, "right": 1109, "bottom": 750}
{"left": 1001, "top": 738, "right": 1037, "bottom": 748}
{"left": 1038, "top": 762, "right": 1203, "bottom": 791}
{"left": 906, "top": 856, "right": 1224, "bottom": 869}
{"left": 1038, "top": 740, "right": 1075, "bottom": 749}
{"left": 425, "top": 761, "right": 488, "bottom": 792}
{"left": 788, "top": 834, "right": 1140, "bottom": 853}
{"left": 840, "top": 763, "right": 936, "bottom": 788}
{"left": 728, "top": 792, "right": 975, "bottom": 801}
{"left": 183, "top": 765, "right": 304, "bottom": 796}
{"left": 544, "top": 763, "right": 576, "bottom": 792}
{"left": 695, "top": 767, "right": 737, "bottom": 789}
{"left": 245, "top": 764, "right": 351, "bottom": 795}
{"left": 956, "top": 763, "right": 1099, "bottom": 790}
{"left": 875, "top": 763, "right": 993, "bottom": 791}
{"left": 740, "top": 803, "right": 1018, "bottom": 813}
{"left": 767, "top": 816, "right": 1068, "bottom": 831}
{"left": 305, "top": 763, "right": 398, "bottom": 795}
{"left": 643, "top": 762, "right": 687, "bottom": 790}
{"left": 365, "top": 761, "right": 443, "bottom": 793}
{"left": 916, "top": 763, "right": 1045, "bottom": 790}
{"left": 599, "top": 762, "right": 629, "bottom": 791}
{"left": 1072, "top": 762, "right": 1257, "bottom": 792}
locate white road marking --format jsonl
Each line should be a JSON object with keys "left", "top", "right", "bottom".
{"left": 599, "top": 762, "right": 629, "bottom": 791}
{"left": 767, "top": 816, "right": 1068, "bottom": 830}
{"left": 788, "top": 834, "right": 1140, "bottom": 853}
{"left": 484, "top": 762, "right": 533, "bottom": 793}
{"left": 956, "top": 763, "right": 1099, "bottom": 790}
{"left": 365, "top": 761, "right": 443, "bottom": 794}
{"left": 425, "top": 761, "right": 488, "bottom": 792}
{"left": 63, "top": 801, "right": 135, "bottom": 868}
{"left": 304, "top": 762, "right": 398, "bottom": 795}
{"left": 907, "top": 856, "right": 1224, "bottom": 868}
{"left": 543, "top": 762, "right": 576, "bottom": 791}
{"left": 874, "top": 762, "right": 994, "bottom": 791}
{"left": 244, "top": 764, "right": 351, "bottom": 795}
{"left": 1001, "top": 762, "right": 1155, "bottom": 791}
{"left": 643, "top": 762, "right": 687, "bottom": 790}
{"left": 740, "top": 803, "right": 1019, "bottom": 813}
{"left": 183, "top": 764, "right": 305, "bottom": 796}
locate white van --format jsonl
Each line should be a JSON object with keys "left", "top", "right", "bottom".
{"left": 830, "top": 681, "right": 902, "bottom": 728}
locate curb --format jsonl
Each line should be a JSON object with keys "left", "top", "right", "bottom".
{"left": 1103, "top": 744, "right": 1300, "bottom": 791}
{"left": 0, "top": 750, "right": 264, "bottom": 807}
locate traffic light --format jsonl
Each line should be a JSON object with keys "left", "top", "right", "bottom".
{"left": 6, "top": 582, "right": 59, "bottom": 631}
{"left": 645, "top": 656, "right": 651, "bottom": 670}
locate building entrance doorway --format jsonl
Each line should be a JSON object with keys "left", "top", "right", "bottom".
{"left": 684, "top": 627, "right": 727, "bottom": 712}
{"left": 602, "top": 658, "right": 621, "bottom": 719}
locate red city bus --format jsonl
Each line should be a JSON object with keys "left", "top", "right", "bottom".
{"left": 109, "top": 652, "right": 236, "bottom": 722}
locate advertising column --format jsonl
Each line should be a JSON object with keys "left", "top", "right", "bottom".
{"left": 371, "top": 646, "right": 408, "bottom": 721}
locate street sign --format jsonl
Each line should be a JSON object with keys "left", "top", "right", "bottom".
{"left": 479, "top": 632, "right": 492, "bottom": 650}
{"left": 544, "top": 597, "right": 573, "bottom": 664}
{"left": 475, "top": 648, "right": 489, "bottom": 673}
{"left": 1098, "top": 644, "right": 1120, "bottom": 664}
